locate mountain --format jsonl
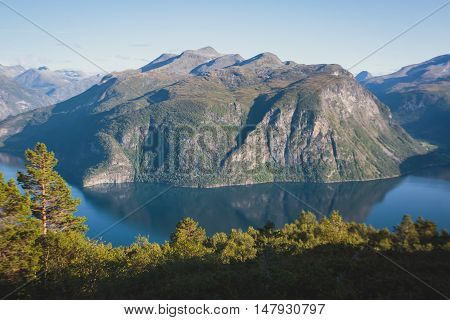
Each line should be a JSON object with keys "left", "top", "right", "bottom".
{"left": 360, "top": 54, "right": 450, "bottom": 146}
{"left": 0, "top": 73, "right": 52, "bottom": 120}
{"left": 0, "top": 47, "right": 427, "bottom": 187}
{"left": 14, "top": 66, "right": 103, "bottom": 102}
{"left": 355, "top": 71, "right": 373, "bottom": 82}
{"left": 141, "top": 47, "right": 222, "bottom": 74}
{"left": 0, "top": 64, "right": 103, "bottom": 121}
{"left": 191, "top": 54, "right": 244, "bottom": 74}
{"left": 0, "top": 64, "right": 25, "bottom": 78}
{"left": 238, "top": 52, "right": 284, "bottom": 69}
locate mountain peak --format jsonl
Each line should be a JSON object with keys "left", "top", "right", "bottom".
{"left": 0, "top": 64, "right": 26, "bottom": 78}
{"left": 355, "top": 71, "right": 373, "bottom": 82}
{"left": 426, "top": 54, "right": 450, "bottom": 65}
{"left": 190, "top": 54, "right": 244, "bottom": 74}
{"left": 37, "top": 66, "right": 49, "bottom": 71}
{"left": 363, "top": 54, "right": 450, "bottom": 86}
{"left": 239, "top": 52, "right": 283, "bottom": 68}
{"left": 151, "top": 53, "right": 177, "bottom": 64}
{"left": 141, "top": 47, "right": 221, "bottom": 75}
{"left": 182, "top": 46, "right": 221, "bottom": 58}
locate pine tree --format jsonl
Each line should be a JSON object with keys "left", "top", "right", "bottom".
{"left": 394, "top": 215, "right": 420, "bottom": 251}
{"left": 414, "top": 216, "right": 437, "bottom": 243}
{"left": 17, "top": 143, "right": 86, "bottom": 235}
{"left": 170, "top": 218, "right": 209, "bottom": 259}
{"left": 220, "top": 229, "right": 256, "bottom": 264}
{"left": 0, "top": 173, "right": 41, "bottom": 283}
{"left": 0, "top": 173, "right": 30, "bottom": 223}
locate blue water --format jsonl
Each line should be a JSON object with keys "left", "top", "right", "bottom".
{"left": 1, "top": 153, "right": 450, "bottom": 246}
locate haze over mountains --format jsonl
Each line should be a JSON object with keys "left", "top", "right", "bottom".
{"left": 0, "top": 47, "right": 433, "bottom": 188}
{"left": 0, "top": 64, "right": 26, "bottom": 78}
{"left": 357, "top": 54, "right": 450, "bottom": 147}
{"left": 0, "top": 71, "right": 51, "bottom": 120}
{"left": 0, "top": 64, "right": 102, "bottom": 120}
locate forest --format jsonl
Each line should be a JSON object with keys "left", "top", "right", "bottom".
{"left": 0, "top": 143, "right": 449, "bottom": 299}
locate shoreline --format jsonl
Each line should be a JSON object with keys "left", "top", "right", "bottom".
{"left": 82, "top": 163, "right": 450, "bottom": 190}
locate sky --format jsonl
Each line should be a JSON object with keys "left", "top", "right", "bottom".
{"left": 0, "top": 0, "right": 449, "bottom": 75}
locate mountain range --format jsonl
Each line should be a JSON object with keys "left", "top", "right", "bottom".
{"left": 0, "top": 72, "right": 51, "bottom": 120}
{"left": 0, "top": 64, "right": 102, "bottom": 120}
{"left": 1, "top": 47, "right": 446, "bottom": 187}
{"left": 357, "top": 54, "right": 450, "bottom": 147}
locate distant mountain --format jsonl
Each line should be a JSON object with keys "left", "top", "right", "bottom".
{"left": 0, "top": 47, "right": 426, "bottom": 187}
{"left": 191, "top": 54, "right": 244, "bottom": 74}
{"left": 14, "top": 66, "right": 103, "bottom": 102}
{"left": 0, "top": 64, "right": 25, "bottom": 78}
{"left": 238, "top": 52, "right": 284, "bottom": 68}
{"left": 360, "top": 54, "right": 450, "bottom": 147}
{"left": 355, "top": 71, "right": 373, "bottom": 82}
{"left": 141, "top": 47, "right": 222, "bottom": 74}
{"left": 0, "top": 64, "right": 103, "bottom": 120}
{"left": 0, "top": 73, "right": 51, "bottom": 120}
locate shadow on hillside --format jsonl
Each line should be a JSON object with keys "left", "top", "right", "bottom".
{"left": 400, "top": 148, "right": 450, "bottom": 175}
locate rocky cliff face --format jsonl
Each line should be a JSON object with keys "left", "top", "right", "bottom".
{"left": 0, "top": 47, "right": 427, "bottom": 187}
{"left": 222, "top": 75, "right": 420, "bottom": 185}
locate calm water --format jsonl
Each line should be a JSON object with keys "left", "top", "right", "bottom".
{"left": 1, "top": 152, "right": 450, "bottom": 246}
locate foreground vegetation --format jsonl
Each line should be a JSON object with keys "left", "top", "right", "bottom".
{"left": 0, "top": 143, "right": 449, "bottom": 299}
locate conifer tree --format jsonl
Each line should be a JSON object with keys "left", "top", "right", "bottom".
{"left": 170, "top": 218, "right": 209, "bottom": 259}
{"left": 220, "top": 229, "right": 256, "bottom": 264}
{"left": 395, "top": 215, "right": 420, "bottom": 251}
{"left": 414, "top": 216, "right": 437, "bottom": 243}
{"left": 0, "top": 173, "right": 41, "bottom": 282}
{"left": 0, "top": 173, "right": 30, "bottom": 223}
{"left": 17, "top": 143, "right": 86, "bottom": 235}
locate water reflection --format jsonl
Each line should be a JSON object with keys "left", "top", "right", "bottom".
{"left": 83, "top": 178, "right": 401, "bottom": 244}
{"left": 1, "top": 152, "right": 450, "bottom": 246}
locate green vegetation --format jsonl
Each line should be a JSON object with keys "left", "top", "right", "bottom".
{"left": 17, "top": 143, "right": 85, "bottom": 235}
{"left": 1, "top": 144, "right": 449, "bottom": 299}
{"left": 0, "top": 56, "right": 429, "bottom": 188}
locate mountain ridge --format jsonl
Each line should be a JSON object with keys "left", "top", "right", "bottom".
{"left": 0, "top": 64, "right": 103, "bottom": 120}
{"left": 0, "top": 47, "right": 429, "bottom": 187}
{"left": 14, "top": 66, "right": 103, "bottom": 102}
{"left": 359, "top": 54, "right": 450, "bottom": 147}
{"left": 355, "top": 71, "right": 373, "bottom": 82}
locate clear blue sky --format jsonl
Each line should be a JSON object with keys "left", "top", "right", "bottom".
{"left": 0, "top": 0, "right": 449, "bottom": 75}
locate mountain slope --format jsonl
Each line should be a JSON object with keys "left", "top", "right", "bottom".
{"left": 0, "top": 64, "right": 102, "bottom": 120}
{"left": 355, "top": 71, "right": 372, "bottom": 82}
{"left": 0, "top": 48, "right": 427, "bottom": 187}
{"left": 360, "top": 54, "right": 450, "bottom": 146}
{"left": 191, "top": 54, "right": 244, "bottom": 74}
{"left": 14, "top": 66, "right": 102, "bottom": 102}
{"left": 0, "top": 64, "right": 25, "bottom": 78}
{"left": 0, "top": 73, "right": 52, "bottom": 120}
{"left": 141, "top": 47, "right": 221, "bottom": 74}
{"left": 222, "top": 74, "right": 423, "bottom": 185}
